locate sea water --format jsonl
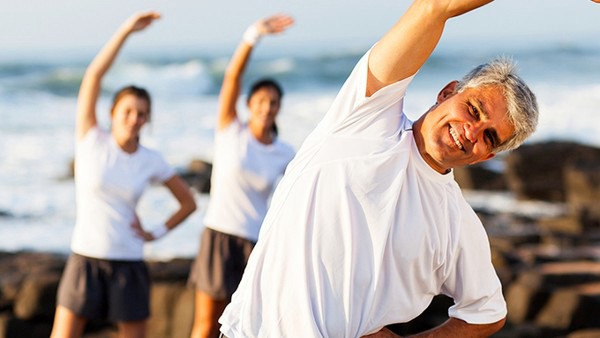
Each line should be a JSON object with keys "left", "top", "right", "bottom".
{"left": 1, "top": 42, "right": 599, "bottom": 259}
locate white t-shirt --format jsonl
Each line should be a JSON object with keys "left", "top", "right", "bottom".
{"left": 71, "top": 127, "right": 175, "bottom": 260}
{"left": 219, "top": 49, "right": 506, "bottom": 337}
{"left": 203, "top": 120, "right": 295, "bottom": 241}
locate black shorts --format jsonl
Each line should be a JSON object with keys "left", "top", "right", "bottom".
{"left": 56, "top": 254, "right": 150, "bottom": 322}
{"left": 188, "top": 227, "right": 255, "bottom": 300}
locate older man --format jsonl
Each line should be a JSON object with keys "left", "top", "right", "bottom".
{"left": 220, "top": 1, "right": 544, "bottom": 337}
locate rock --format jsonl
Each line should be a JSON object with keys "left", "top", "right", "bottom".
{"left": 13, "top": 271, "right": 61, "bottom": 320}
{"left": 568, "top": 329, "right": 600, "bottom": 338}
{"left": 148, "top": 282, "right": 188, "bottom": 338}
{"left": 538, "top": 261, "right": 600, "bottom": 287}
{"left": 179, "top": 159, "right": 212, "bottom": 194}
{"left": 505, "top": 270, "right": 550, "bottom": 325}
{"left": 147, "top": 258, "right": 192, "bottom": 282}
{"left": 504, "top": 141, "right": 600, "bottom": 202}
{"left": 453, "top": 163, "right": 508, "bottom": 191}
{"left": 535, "top": 282, "right": 600, "bottom": 331}
{"left": 146, "top": 259, "right": 194, "bottom": 338}
{"left": 0, "top": 313, "right": 53, "bottom": 338}
{"left": 538, "top": 216, "right": 582, "bottom": 236}
{"left": 535, "top": 287, "right": 581, "bottom": 330}
{"left": 0, "top": 252, "right": 64, "bottom": 314}
{"left": 564, "top": 158, "right": 600, "bottom": 232}
{"left": 505, "top": 261, "right": 600, "bottom": 327}
{"left": 170, "top": 288, "right": 194, "bottom": 338}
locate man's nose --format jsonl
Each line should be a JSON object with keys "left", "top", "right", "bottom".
{"left": 465, "top": 122, "right": 484, "bottom": 143}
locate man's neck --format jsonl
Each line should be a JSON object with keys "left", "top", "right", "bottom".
{"left": 412, "top": 117, "right": 451, "bottom": 175}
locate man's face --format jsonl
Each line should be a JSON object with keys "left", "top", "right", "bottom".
{"left": 414, "top": 81, "right": 514, "bottom": 174}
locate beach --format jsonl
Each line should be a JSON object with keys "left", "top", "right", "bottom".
{"left": 2, "top": 42, "right": 600, "bottom": 258}
{"left": 2, "top": 139, "right": 600, "bottom": 337}
{"left": 1, "top": 39, "right": 600, "bottom": 336}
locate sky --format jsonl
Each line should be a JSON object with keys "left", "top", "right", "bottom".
{"left": 1, "top": 0, "right": 600, "bottom": 59}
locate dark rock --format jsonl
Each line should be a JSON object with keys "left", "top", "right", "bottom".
{"left": 170, "top": 288, "right": 194, "bottom": 338}
{"left": 147, "top": 283, "right": 193, "bottom": 338}
{"left": 13, "top": 271, "right": 61, "bottom": 320}
{"left": 538, "top": 216, "right": 582, "bottom": 236}
{"left": 0, "top": 313, "right": 52, "bottom": 338}
{"left": 506, "top": 270, "right": 551, "bottom": 325}
{"left": 147, "top": 258, "right": 193, "bottom": 282}
{"left": 454, "top": 163, "right": 508, "bottom": 191}
{"left": 535, "top": 282, "right": 600, "bottom": 331}
{"left": 179, "top": 159, "right": 212, "bottom": 194}
{"left": 0, "top": 252, "right": 65, "bottom": 314}
{"left": 504, "top": 141, "right": 600, "bottom": 202}
{"left": 564, "top": 158, "right": 600, "bottom": 232}
{"left": 568, "top": 328, "right": 600, "bottom": 338}
{"left": 506, "top": 261, "right": 600, "bottom": 329}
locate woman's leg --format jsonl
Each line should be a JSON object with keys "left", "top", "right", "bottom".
{"left": 190, "top": 290, "right": 228, "bottom": 338}
{"left": 117, "top": 319, "right": 146, "bottom": 338}
{"left": 50, "top": 305, "right": 87, "bottom": 338}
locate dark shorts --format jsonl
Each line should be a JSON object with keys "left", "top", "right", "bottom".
{"left": 188, "top": 227, "right": 255, "bottom": 300}
{"left": 56, "top": 253, "right": 150, "bottom": 322}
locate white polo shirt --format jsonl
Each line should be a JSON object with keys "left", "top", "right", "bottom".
{"left": 220, "top": 49, "right": 506, "bottom": 337}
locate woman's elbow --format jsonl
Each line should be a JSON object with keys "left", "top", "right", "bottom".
{"left": 185, "top": 198, "right": 197, "bottom": 215}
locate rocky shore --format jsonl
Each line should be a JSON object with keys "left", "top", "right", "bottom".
{"left": 1, "top": 141, "right": 599, "bottom": 338}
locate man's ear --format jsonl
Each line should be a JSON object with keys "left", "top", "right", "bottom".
{"left": 436, "top": 80, "right": 459, "bottom": 104}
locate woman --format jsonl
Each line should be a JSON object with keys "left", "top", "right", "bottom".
{"left": 50, "top": 11, "right": 196, "bottom": 338}
{"left": 187, "top": 14, "right": 296, "bottom": 338}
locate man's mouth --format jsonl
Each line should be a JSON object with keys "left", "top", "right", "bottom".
{"left": 449, "top": 125, "right": 464, "bottom": 150}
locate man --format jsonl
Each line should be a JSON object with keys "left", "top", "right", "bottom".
{"left": 219, "top": 1, "right": 551, "bottom": 337}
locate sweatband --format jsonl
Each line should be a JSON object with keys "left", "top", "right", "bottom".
{"left": 242, "top": 24, "right": 262, "bottom": 46}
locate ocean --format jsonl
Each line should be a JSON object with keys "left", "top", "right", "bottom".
{"left": 1, "top": 41, "right": 599, "bottom": 260}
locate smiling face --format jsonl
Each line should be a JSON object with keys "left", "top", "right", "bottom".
{"left": 413, "top": 81, "right": 515, "bottom": 174}
{"left": 111, "top": 94, "right": 150, "bottom": 144}
{"left": 247, "top": 86, "right": 281, "bottom": 135}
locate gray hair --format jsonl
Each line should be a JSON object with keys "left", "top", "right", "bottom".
{"left": 455, "top": 57, "right": 538, "bottom": 153}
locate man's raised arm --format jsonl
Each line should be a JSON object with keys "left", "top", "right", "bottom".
{"left": 366, "top": 0, "right": 493, "bottom": 96}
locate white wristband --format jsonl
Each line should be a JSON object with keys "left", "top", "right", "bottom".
{"left": 150, "top": 223, "right": 169, "bottom": 240}
{"left": 242, "top": 24, "right": 262, "bottom": 46}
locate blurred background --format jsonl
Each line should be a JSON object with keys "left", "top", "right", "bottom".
{"left": 1, "top": 1, "right": 600, "bottom": 337}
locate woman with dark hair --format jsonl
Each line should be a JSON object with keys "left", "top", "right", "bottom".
{"left": 50, "top": 11, "right": 196, "bottom": 338}
{"left": 187, "top": 14, "right": 296, "bottom": 338}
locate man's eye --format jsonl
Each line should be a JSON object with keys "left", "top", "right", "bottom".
{"left": 485, "top": 131, "right": 494, "bottom": 146}
{"left": 471, "top": 104, "right": 480, "bottom": 120}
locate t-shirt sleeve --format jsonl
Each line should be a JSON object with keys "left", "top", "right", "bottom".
{"left": 75, "top": 126, "right": 107, "bottom": 164}
{"left": 215, "top": 119, "right": 243, "bottom": 144}
{"left": 441, "top": 206, "right": 507, "bottom": 324}
{"left": 151, "top": 153, "right": 176, "bottom": 183}
{"left": 314, "top": 47, "right": 416, "bottom": 139}
{"left": 76, "top": 126, "right": 103, "bottom": 148}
